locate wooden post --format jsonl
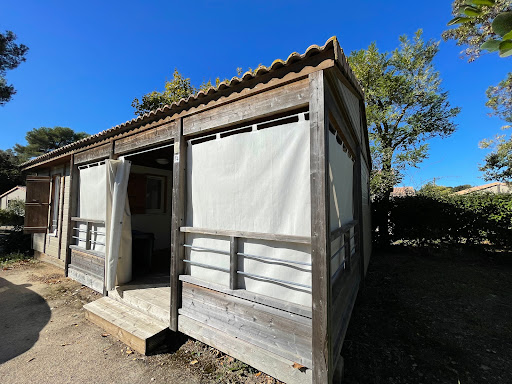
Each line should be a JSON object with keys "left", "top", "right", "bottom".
{"left": 344, "top": 232, "right": 351, "bottom": 271}
{"left": 170, "top": 118, "right": 187, "bottom": 332}
{"left": 229, "top": 236, "right": 239, "bottom": 290}
{"left": 309, "top": 70, "right": 332, "bottom": 384}
{"left": 64, "top": 154, "right": 76, "bottom": 277}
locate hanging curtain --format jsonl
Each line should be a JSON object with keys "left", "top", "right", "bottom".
{"left": 105, "top": 158, "right": 132, "bottom": 291}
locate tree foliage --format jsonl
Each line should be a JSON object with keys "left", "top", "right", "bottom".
{"left": 443, "top": 0, "right": 512, "bottom": 61}
{"left": 486, "top": 72, "right": 512, "bottom": 124}
{"left": 479, "top": 131, "right": 512, "bottom": 181}
{"left": 0, "top": 149, "right": 24, "bottom": 193}
{"left": 132, "top": 68, "right": 226, "bottom": 116}
{"left": 14, "top": 127, "right": 89, "bottom": 161}
{"left": 0, "top": 31, "right": 29, "bottom": 105}
{"left": 348, "top": 30, "right": 460, "bottom": 201}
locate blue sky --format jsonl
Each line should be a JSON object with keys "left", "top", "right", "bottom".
{"left": 1, "top": 0, "right": 509, "bottom": 188}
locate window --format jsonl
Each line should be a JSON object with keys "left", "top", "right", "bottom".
{"left": 49, "top": 175, "right": 61, "bottom": 235}
{"left": 146, "top": 176, "right": 164, "bottom": 213}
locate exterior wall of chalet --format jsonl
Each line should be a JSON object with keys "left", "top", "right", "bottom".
{"left": 22, "top": 37, "right": 372, "bottom": 384}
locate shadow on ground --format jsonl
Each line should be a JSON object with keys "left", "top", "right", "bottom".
{"left": 341, "top": 245, "right": 512, "bottom": 384}
{"left": 0, "top": 277, "right": 51, "bottom": 363}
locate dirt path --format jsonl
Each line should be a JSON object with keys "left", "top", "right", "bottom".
{"left": 341, "top": 247, "right": 512, "bottom": 384}
{"left": 0, "top": 261, "right": 273, "bottom": 384}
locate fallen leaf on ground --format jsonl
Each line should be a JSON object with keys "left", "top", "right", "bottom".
{"left": 27, "top": 357, "right": 35, "bottom": 362}
{"left": 61, "top": 343, "right": 71, "bottom": 346}
{"left": 101, "top": 333, "right": 110, "bottom": 337}
{"left": 255, "top": 372, "right": 262, "bottom": 377}
{"left": 292, "top": 362, "right": 307, "bottom": 372}
{"left": 190, "top": 360, "right": 198, "bottom": 365}
{"left": 126, "top": 349, "right": 134, "bottom": 355}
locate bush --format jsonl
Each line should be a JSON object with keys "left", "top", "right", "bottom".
{"left": 0, "top": 202, "right": 31, "bottom": 255}
{"left": 373, "top": 193, "right": 512, "bottom": 247}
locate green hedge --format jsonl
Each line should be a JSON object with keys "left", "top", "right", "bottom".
{"left": 373, "top": 193, "right": 512, "bottom": 247}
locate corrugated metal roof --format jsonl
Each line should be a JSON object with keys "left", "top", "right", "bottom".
{"left": 22, "top": 36, "right": 361, "bottom": 168}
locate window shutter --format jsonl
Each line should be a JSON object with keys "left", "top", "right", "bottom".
{"left": 24, "top": 176, "right": 51, "bottom": 234}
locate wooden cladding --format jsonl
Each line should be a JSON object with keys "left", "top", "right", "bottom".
{"left": 183, "top": 78, "right": 309, "bottom": 136}
{"left": 114, "top": 121, "right": 176, "bottom": 155}
{"left": 74, "top": 143, "right": 111, "bottom": 165}
{"left": 24, "top": 176, "right": 51, "bottom": 234}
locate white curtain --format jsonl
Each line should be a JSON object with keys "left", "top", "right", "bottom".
{"left": 185, "top": 114, "right": 312, "bottom": 307}
{"left": 105, "top": 158, "right": 132, "bottom": 291}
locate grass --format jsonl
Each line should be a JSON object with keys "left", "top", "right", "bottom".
{"left": 0, "top": 252, "right": 34, "bottom": 268}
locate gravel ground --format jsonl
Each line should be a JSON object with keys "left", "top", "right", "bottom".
{"left": 0, "top": 261, "right": 280, "bottom": 384}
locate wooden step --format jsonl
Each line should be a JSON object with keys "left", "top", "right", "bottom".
{"left": 108, "top": 286, "right": 170, "bottom": 325}
{"left": 84, "top": 297, "right": 169, "bottom": 355}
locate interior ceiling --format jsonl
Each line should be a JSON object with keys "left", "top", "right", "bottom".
{"left": 125, "top": 146, "right": 173, "bottom": 170}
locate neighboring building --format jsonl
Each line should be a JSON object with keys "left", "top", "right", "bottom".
{"left": 20, "top": 37, "right": 372, "bottom": 384}
{"left": 391, "top": 186, "right": 416, "bottom": 197}
{"left": 0, "top": 186, "right": 26, "bottom": 210}
{"left": 454, "top": 182, "right": 511, "bottom": 195}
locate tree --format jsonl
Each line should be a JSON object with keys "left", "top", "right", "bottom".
{"left": 0, "top": 31, "right": 29, "bottom": 105}
{"left": 14, "top": 127, "right": 89, "bottom": 161}
{"left": 0, "top": 149, "right": 23, "bottom": 193}
{"left": 479, "top": 132, "right": 512, "bottom": 181}
{"left": 131, "top": 69, "right": 228, "bottom": 116}
{"left": 348, "top": 30, "right": 460, "bottom": 202}
{"left": 443, "top": 0, "right": 512, "bottom": 61}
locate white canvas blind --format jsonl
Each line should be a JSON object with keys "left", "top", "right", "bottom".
{"left": 185, "top": 113, "right": 312, "bottom": 307}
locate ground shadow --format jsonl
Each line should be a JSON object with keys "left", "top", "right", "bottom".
{"left": 0, "top": 277, "right": 51, "bottom": 363}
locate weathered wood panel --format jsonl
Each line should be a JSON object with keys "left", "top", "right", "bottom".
{"left": 69, "top": 247, "right": 105, "bottom": 277}
{"left": 331, "top": 256, "right": 360, "bottom": 364}
{"left": 180, "top": 275, "right": 312, "bottom": 320}
{"left": 309, "top": 70, "right": 332, "bottom": 384}
{"left": 170, "top": 119, "right": 186, "bottom": 331}
{"left": 181, "top": 282, "right": 312, "bottom": 366}
{"left": 114, "top": 121, "right": 177, "bottom": 154}
{"left": 180, "top": 226, "right": 311, "bottom": 245}
{"left": 183, "top": 78, "right": 309, "bottom": 136}
{"left": 74, "top": 143, "right": 111, "bottom": 165}
{"left": 179, "top": 315, "right": 313, "bottom": 384}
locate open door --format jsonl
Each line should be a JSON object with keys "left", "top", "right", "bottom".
{"left": 24, "top": 176, "right": 51, "bottom": 234}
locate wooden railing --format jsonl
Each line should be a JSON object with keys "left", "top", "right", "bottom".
{"left": 70, "top": 217, "right": 106, "bottom": 252}
{"left": 180, "top": 226, "right": 312, "bottom": 291}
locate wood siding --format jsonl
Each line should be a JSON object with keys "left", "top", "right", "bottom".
{"left": 180, "top": 281, "right": 313, "bottom": 367}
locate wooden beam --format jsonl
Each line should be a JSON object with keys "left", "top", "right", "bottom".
{"left": 180, "top": 226, "right": 311, "bottom": 245}
{"left": 64, "top": 154, "right": 77, "bottom": 277}
{"left": 309, "top": 70, "right": 332, "bottom": 384}
{"left": 170, "top": 118, "right": 186, "bottom": 332}
{"left": 183, "top": 78, "right": 309, "bottom": 136}
{"left": 229, "top": 236, "right": 238, "bottom": 290}
{"left": 114, "top": 121, "right": 177, "bottom": 155}
{"left": 74, "top": 143, "right": 111, "bottom": 165}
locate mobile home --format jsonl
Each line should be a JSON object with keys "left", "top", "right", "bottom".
{"left": 22, "top": 37, "right": 371, "bottom": 384}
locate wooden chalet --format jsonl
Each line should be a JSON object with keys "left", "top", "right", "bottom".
{"left": 21, "top": 37, "right": 372, "bottom": 384}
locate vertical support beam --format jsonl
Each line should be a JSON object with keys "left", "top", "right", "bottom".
{"left": 85, "top": 221, "right": 91, "bottom": 250}
{"left": 229, "top": 236, "right": 239, "bottom": 290}
{"left": 309, "top": 70, "right": 332, "bottom": 384}
{"left": 344, "top": 232, "right": 351, "bottom": 271}
{"left": 170, "top": 118, "right": 186, "bottom": 332}
{"left": 64, "top": 154, "right": 76, "bottom": 277}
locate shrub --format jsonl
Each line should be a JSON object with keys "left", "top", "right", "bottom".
{"left": 373, "top": 193, "right": 512, "bottom": 247}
